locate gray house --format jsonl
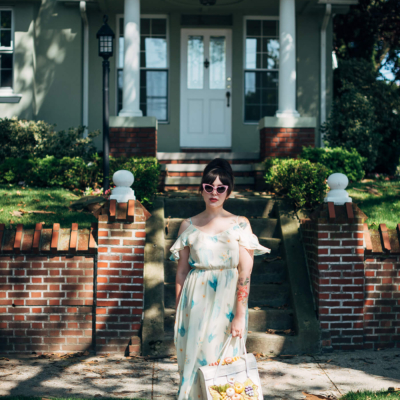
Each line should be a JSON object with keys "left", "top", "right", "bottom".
{"left": 0, "top": 0, "right": 355, "bottom": 189}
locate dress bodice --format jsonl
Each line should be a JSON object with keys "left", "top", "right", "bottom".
{"left": 169, "top": 219, "right": 271, "bottom": 270}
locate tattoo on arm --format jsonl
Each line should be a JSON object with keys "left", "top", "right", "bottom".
{"left": 237, "top": 276, "right": 250, "bottom": 305}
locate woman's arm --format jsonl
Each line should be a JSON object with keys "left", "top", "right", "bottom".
{"left": 231, "top": 216, "right": 254, "bottom": 338}
{"left": 175, "top": 219, "right": 191, "bottom": 309}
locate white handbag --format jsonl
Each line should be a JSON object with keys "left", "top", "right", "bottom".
{"left": 198, "top": 335, "right": 263, "bottom": 400}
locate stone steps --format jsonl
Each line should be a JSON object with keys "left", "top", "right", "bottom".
{"left": 164, "top": 282, "right": 290, "bottom": 309}
{"left": 164, "top": 307, "right": 294, "bottom": 332}
{"left": 164, "top": 258, "right": 287, "bottom": 284}
{"left": 165, "top": 218, "right": 280, "bottom": 240}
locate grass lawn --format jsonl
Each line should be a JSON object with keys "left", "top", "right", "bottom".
{"left": 340, "top": 389, "right": 400, "bottom": 400}
{"left": 346, "top": 180, "right": 400, "bottom": 230}
{"left": 0, "top": 184, "right": 97, "bottom": 229}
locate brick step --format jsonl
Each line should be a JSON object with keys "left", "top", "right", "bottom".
{"left": 164, "top": 282, "right": 290, "bottom": 309}
{"left": 164, "top": 306, "right": 294, "bottom": 333}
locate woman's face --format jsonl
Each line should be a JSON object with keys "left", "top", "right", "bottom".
{"left": 201, "top": 176, "right": 229, "bottom": 207}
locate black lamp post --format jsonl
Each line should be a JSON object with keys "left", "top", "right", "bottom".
{"left": 96, "top": 16, "right": 115, "bottom": 192}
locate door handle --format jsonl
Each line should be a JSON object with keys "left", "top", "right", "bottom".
{"left": 226, "top": 91, "right": 231, "bottom": 107}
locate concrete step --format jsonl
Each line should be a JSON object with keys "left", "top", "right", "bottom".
{"left": 164, "top": 237, "right": 282, "bottom": 262}
{"left": 164, "top": 307, "right": 294, "bottom": 333}
{"left": 164, "top": 283, "right": 290, "bottom": 310}
{"left": 157, "top": 152, "right": 260, "bottom": 161}
{"left": 165, "top": 218, "right": 280, "bottom": 240}
{"left": 165, "top": 176, "right": 254, "bottom": 186}
{"left": 164, "top": 258, "right": 287, "bottom": 284}
{"left": 164, "top": 198, "right": 277, "bottom": 219}
{"left": 161, "top": 164, "right": 261, "bottom": 172}
{"left": 159, "top": 331, "right": 301, "bottom": 357}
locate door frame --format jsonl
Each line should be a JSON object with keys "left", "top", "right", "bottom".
{"left": 179, "top": 28, "right": 233, "bottom": 148}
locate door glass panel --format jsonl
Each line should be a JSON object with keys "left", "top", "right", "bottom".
{"left": 209, "top": 36, "right": 226, "bottom": 89}
{"left": 187, "top": 35, "right": 204, "bottom": 89}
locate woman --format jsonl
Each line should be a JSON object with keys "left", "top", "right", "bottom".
{"left": 169, "top": 158, "right": 270, "bottom": 400}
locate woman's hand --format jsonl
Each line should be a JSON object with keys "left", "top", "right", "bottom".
{"left": 231, "top": 315, "right": 245, "bottom": 338}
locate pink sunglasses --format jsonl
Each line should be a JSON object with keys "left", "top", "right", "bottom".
{"left": 202, "top": 183, "right": 229, "bottom": 195}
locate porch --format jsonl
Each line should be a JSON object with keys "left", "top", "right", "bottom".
{"left": 102, "top": 0, "right": 340, "bottom": 163}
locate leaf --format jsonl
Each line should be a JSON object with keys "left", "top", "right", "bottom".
{"left": 16, "top": 191, "right": 21, "bottom": 196}
{"left": 0, "top": 209, "right": 3, "bottom": 212}
{"left": 253, "top": 307, "right": 261, "bottom": 310}
{"left": 34, "top": 199, "right": 40, "bottom": 202}
{"left": 10, "top": 211, "right": 23, "bottom": 218}
{"left": 48, "top": 194, "right": 54, "bottom": 199}
{"left": 302, "top": 392, "right": 333, "bottom": 400}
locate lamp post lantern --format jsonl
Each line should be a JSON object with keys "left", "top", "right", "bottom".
{"left": 96, "top": 15, "right": 115, "bottom": 192}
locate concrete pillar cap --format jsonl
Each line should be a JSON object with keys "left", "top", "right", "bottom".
{"left": 110, "top": 170, "right": 136, "bottom": 203}
{"left": 324, "top": 173, "right": 352, "bottom": 205}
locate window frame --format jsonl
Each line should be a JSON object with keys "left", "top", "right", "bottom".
{"left": 0, "top": 7, "right": 15, "bottom": 93}
{"left": 242, "top": 15, "right": 279, "bottom": 125}
{"left": 115, "top": 14, "right": 170, "bottom": 123}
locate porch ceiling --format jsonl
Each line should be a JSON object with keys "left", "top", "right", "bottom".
{"left": 84, "top": 0, "right": 357, "bottom": 14}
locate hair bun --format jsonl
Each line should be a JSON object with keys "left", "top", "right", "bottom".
{"left": 205, "top": 158, "right": 233, "bottom": 176}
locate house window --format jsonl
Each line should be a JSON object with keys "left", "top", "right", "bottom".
{"left": 244, "top": 18, "right": 279, "bottom": 123}
{"left": 0, "top": 10, "right": 13, "bottom": 90}
{"left": 117, "top": 16, "right": 169, "bottom": 122}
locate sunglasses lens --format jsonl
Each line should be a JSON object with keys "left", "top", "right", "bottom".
{"left": 204, "top": 184, "right": 213, "bottom": 193}
{"left": 217, "top": 186, "right": 226, "bottom": 194}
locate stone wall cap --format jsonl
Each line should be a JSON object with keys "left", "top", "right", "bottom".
{"left": 258, "top": 116, "right": 317, "bottom": 129}
{"left": 110, "top": 116, "right": 158, "bottom": 129}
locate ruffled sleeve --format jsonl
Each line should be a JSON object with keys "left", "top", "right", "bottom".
{"left": 169, "top": 229, "right": 190, "bottom": 261}
{"left": 238, "top": 229, "right": 271, "bottom": 256}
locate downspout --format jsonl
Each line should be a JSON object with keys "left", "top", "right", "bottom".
{"left": 80, "top": 1, "right": 89, "bottom": 138}
{"left": 320, "top": 3, "right": 331, "bottom": 148}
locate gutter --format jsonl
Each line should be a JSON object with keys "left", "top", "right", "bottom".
{"left": 80, "top": 1, "right": 89, "bottom": 138}
{"left": 320, "top": 3, "right": 331, "bottom": 148}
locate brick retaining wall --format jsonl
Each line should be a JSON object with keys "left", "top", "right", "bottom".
{"left": 0, "top": 200, "right": 151, "bottom": 356}
{"left": 301, "top": 203, "right": 400, "bottom": 351}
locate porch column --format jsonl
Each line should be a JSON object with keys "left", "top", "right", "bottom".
{"left": 276, "top": 0, "right": 300, "bottom": 118}
{"left": 119, "top": 0, "right": 143, "bottom": 117}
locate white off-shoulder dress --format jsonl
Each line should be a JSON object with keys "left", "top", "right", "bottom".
{"left": 169, "top": 216, "right": 270, "bottom": 400}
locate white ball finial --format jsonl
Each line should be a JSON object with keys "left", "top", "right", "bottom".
{"left": 324, "top": 173, "right": 352, "bottom": 205}
{"left": 110, "top": 170, "right": 136, "bottom": 203}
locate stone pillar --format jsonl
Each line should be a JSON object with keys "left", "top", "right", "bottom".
{"left": 276, "top": 0, "right": 300, "bottom": 118}
{"left": 119, "top": 0, "right": 142, "bottom": 117}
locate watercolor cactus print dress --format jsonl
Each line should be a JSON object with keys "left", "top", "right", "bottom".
{"left": 169, "top": 216, "right": 270, "bottom": 400}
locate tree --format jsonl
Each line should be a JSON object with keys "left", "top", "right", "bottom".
{"left": 333, "top": 0, "right": 400, "bottom": 82}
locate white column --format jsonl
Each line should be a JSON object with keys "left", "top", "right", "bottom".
{"left": 119, "top": 0, "right": 143, "bottom": 117}
{"left": 275, "top": 0, "right": 300, "bottom": 118}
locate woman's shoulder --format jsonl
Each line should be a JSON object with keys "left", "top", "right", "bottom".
{"left": 178, "top": 218, "right": 192, "bottom": 236}
{"left": 237, "top": 216, "right": 251, "bottom": 231}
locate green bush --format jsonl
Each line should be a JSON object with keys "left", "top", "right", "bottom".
{"left": 300, "top": 146, "right": 366, "bottom": 182}
{"left": 0, "top": 155, "right": 160, "bottom": 207}
{"left": 265, "top": 158, "right": 328, "bottom": 209}
{"left": 322, "top": 59, "right": 400, "bottom": 174}
{"left": 0, "top": 117, "right": 100, "bottom": 162}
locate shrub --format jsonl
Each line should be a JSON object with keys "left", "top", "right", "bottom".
{"left": 322, "top": 59, "right": 400, "bottom": 174}
{"left": 265, "top": 158, "right": 328, "bottom": 209}
{"left": 300, "top": 146, "right": 366, "bottom": 182}
{"left": 0, "top": 155, "right": 160, "bottom": 207}
{"left": 0, "top": 117, "right": 100, "bottom": 162}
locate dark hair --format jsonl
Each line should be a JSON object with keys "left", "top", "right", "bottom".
{"left": 199, "top": 158, "right": 235, "bottom": 196}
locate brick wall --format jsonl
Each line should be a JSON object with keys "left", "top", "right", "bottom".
{"left": 260, "top": 127, "right": 315, "bottom": 159}
{"left": 301, "top": 203, "right": 400, "bottom": 351}
{"left": 0, "top": 199, "right": 151, "bottom": 356}
{"left": 110, "top": 127, "right": 157, "bottom": 158}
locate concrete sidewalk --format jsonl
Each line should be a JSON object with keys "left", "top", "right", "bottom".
{"left": 0, "top": 349, "right": 399, "bottom": 399}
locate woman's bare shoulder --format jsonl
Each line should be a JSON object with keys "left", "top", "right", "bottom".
{"left": 238, "top": 216, "right": 251, "bottom": 231}
{"left": 178, "top": 218, "right": 191, "bottom": 235}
